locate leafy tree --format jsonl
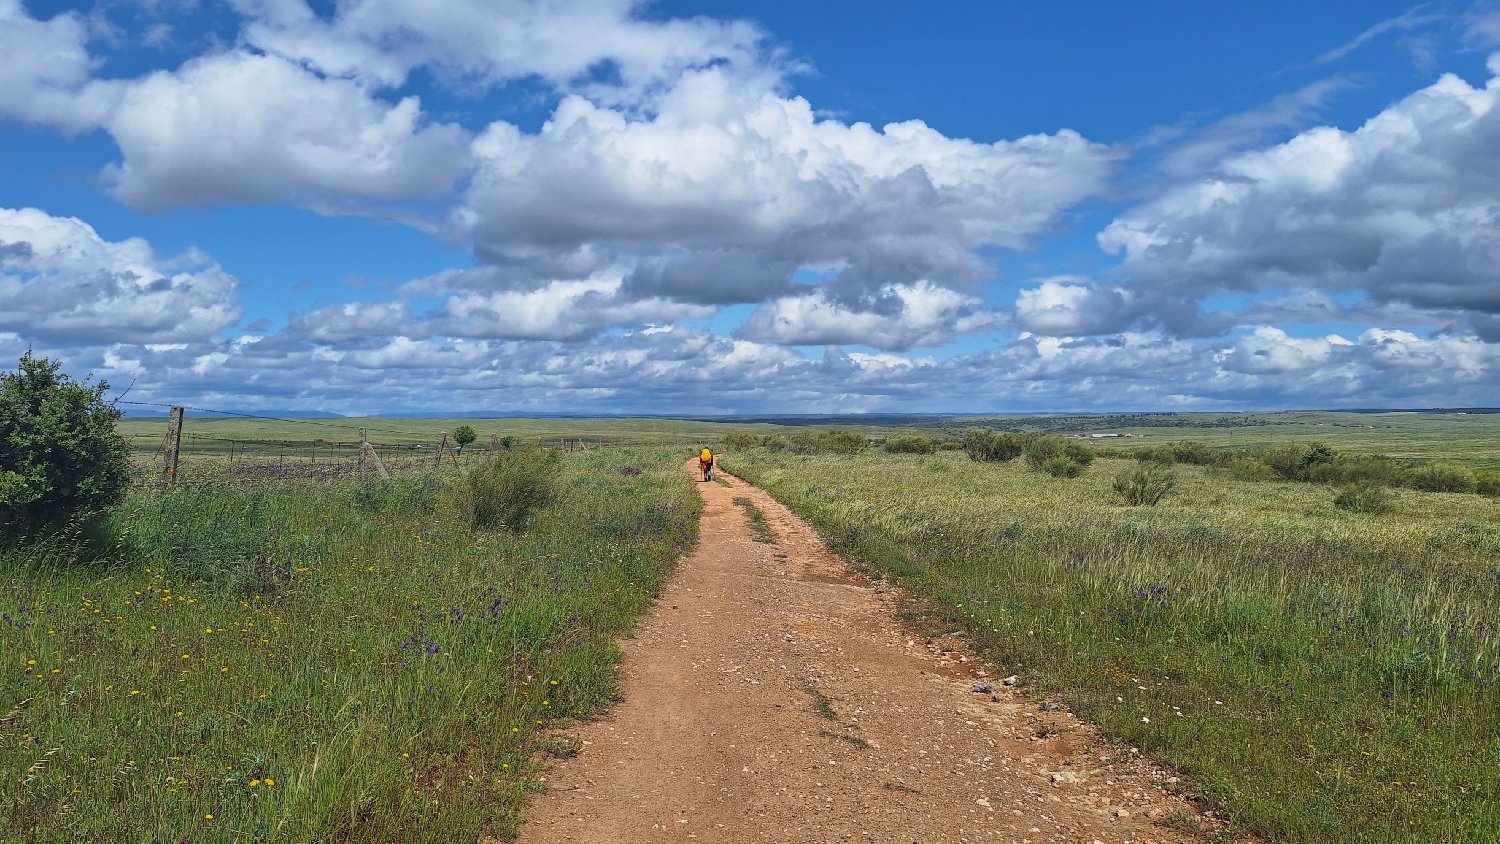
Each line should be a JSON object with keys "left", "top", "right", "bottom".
{"left": 452, "top": 425, "right": 477, "bottom": 455}
{"left": 0, "top": 353, "right": 131, "bottom": 542}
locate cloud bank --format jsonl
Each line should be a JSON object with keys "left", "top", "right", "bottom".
{"left": 0, "top": 0, "right": 1497, "bottom": 412}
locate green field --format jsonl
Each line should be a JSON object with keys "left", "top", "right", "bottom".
{"left": 0, "top": 447, "right": 698, "bottom": 843}
{"left": 10, "top": 410, "right": 1500, "bottom": 842}
{"left": 725, "top": 434, "right": 1500, "bottom": 842}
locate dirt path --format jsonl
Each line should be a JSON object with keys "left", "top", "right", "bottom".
{"left": 516, "top": 465, "right": 1212, "bottom": 843}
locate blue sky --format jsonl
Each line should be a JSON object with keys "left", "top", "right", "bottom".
{"left": 2, "top": 0, "right": 1499, "bottom": 414}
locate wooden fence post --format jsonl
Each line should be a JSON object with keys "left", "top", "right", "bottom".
{"left": 163, "top": 406, "right": 183, "bottom": 483}
{"left": 435, "top": 432, "right": 449, "bottom": 467}
{"left": 359, "top": 428, "right": 367, "bottom": 476}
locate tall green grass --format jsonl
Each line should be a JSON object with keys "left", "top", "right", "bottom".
{"left": 727, "top": 449, "right": 1500, "bottom": 842}
{"left": 0, "top": 447, "right": 698, "bottom": 843}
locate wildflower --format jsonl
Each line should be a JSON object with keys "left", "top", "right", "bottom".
{"left": 205, "top": 815, "right": 213, "bottom": 820}
{"left": 249, "top": 779, "right": 260, "bottom": 787}
{"left": 264, "top": 778, "right": 273, "bottom": 786}
{"left": 402, "top": 753, "right": 409, "bottom": 758}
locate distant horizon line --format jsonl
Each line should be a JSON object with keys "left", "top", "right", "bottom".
{"left": 118, "top": 407, "right": 1500, "bottom": 420}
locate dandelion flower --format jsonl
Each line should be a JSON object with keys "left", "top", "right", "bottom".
{"left": 264, "top": 778, "right": 274, "bottom": 786}
{"left": 205, "top": 815, "right": 213, "bottom": 820}
{"left": 249, "top": 779, "right": 260, "bottom": 787}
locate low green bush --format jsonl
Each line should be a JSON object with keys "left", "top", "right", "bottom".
{"left": 1042, "top": 456, "right": 1084, "bottom": 478}
{"left": 1224, "top": 456, "right": 1275, "bottom": 481}
{"left": 721, "top": 432, "right": 760, "bottom": 451}
{"left": 962, "top": 428, "right": 1023, "bottom": 462}
{"left": 1407, "top": 461, "right": 1477, "bottom": 493}
{"left": 1170, "top": 440, "right": 1216, "bottom": 466}
{"left": 1309, "top": 454, "right": 1406, "bottom": 486}
{"left": 1113, "top": 464, "right": 1177, "bottom": 506}
{"left": 459, "top": 449, "right": 558, "bottom": 530}
{"left": 1334, "top": 482, "right": 1396, "bottom": 514}
{"left": 787, "top": 430, "right": 867, "bottom": 455}
{"left": 884, "top": 435, "right": 936, "bottom": 454}
{"left": 1476, "top": 472, "right": 1500, "bottom": 498}
{"left": 1024, "top": 436, "right": 1094, "bottom": 473}
{"left": 760, "top": 433, "right": 789, "bottom": 451}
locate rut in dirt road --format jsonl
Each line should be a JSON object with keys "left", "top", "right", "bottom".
{"left": 515, "top": 464, "right": 1213, "bottom": 844}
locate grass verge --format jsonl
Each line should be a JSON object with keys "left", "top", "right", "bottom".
{"left": 731, "top": 497, "right": 777, "bottom": 544}
{"left": 0, "top": 447, "right": 698, "bottom": 843}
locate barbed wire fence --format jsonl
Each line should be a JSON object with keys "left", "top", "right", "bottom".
{"left": 115, "top": 401, "right": 614, "bottom": 483}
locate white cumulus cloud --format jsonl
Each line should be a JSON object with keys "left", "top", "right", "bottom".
{"left": 1100, "top": 56, "right": 1500, "bottom": 339}
{"left": 0, "top": 207, "right": 241, "bottom": 344}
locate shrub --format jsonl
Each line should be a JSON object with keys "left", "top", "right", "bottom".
{"left": 1025, "top": 436, "right": 1094, "bottom": 472}
{"left": 1477, "top": 472, "right": 1500, "bottom": 498}
{"left": 1113, "top": 464, "right": 1177, "bottom": 506}
{"left": 1258, "top": 441, "right": 1336, "bottom": 481}
{"left": 1308, "top": 454, "right": 1405, "bottom": 487}
{"left": 1407, "top": 462, "right": 1477, "bottom": 494}
{"left": 788, "top": 430, "right": 867, "bottom": 455}
{"left": 721, "top": 433, "right": 760, "bottom": 451}
{"left": 0, "top": 353, "right": 131, "bottom": 543}
{"left": 1042, "top": 456, "right": 1084, "bottom": 478}
{"left": 822, "top": 431, "right": 868, "bottom": 455}
{"left": 451, "top": 425, "right": 477, "bottom": 454}
{"left": 1130, "top": 445, "right": 1176, "bottom": 465}
{"left": 1334, "top": 482, "right": 1395, "bottom": 515}
{"left": 1224, "top": 456, "right": 1275, "bottom": 481}
{"left": 1170, "top": 441, "right": 1216, "bottom": 466}
{"left": 884, "top": 435, "right": 935, "bottom": 455}
{"left": 760, "top": 433, "right": 789, "bottom": 452}
{"left": 961, "top": 428, "right": 1022, "bottom": 462}
{"left": 459, "top": 449, "right": 558, "bottom": 531}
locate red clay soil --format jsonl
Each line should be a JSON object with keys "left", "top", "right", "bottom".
{"left": 514, "top": 464, "right": 1218, "bottom": 844}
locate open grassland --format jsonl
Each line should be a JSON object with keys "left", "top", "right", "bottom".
{"left": 117, "top": 416, "right": 798, "bottom": 461}
{"left": 725, "top": 447, "right": 1500, "bottom": 842}
{"left": 0, "top": 447, "right": 698, "bottom": 843}
{"left": 927, "top": 411, "right": 1500, "bottom": 473}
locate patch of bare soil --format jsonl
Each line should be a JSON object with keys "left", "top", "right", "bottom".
{"left": 514, "top": 464, "right": 1219, "bottom": 843}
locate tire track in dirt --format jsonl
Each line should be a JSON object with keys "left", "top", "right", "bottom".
{"left": 515, "top": 463, "right": 1215, "bottom": 843}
